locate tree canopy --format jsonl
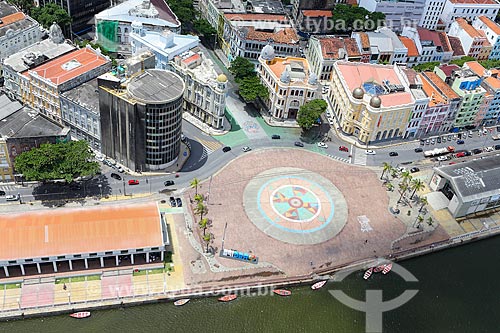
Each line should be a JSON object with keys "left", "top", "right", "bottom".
{"left": 238, "top": 76, "right": 269, "bottom": 103}
{"left": 7, "top": 0, "right": 33, "bottom": 14}
{"left": 193, "top": 19, "right": 217, "bottom": 37}
{"left": 229, "top": 57, "right": 256, "bottom": 83}
{"left": 329, "top": 4, "right": 385, "bottom": 33}
{"left": 449, "top": 56, "right": 476, "bottom": 67}
{"left": 297, "top": 99, "right": 327, "bottom": 131}
{"left": 412, "top": 61, "right": 441, "bottom": 72}
{"left": 167, "top": 0, "right": 216, "bottom": 36}
{"left": 15, "top": 141, "right": 100, "bottom": 183}
{"left": 31, "top": 3, "right": 72, "bottom": 30}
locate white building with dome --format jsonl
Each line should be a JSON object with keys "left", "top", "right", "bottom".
{"left": 326, "top": 61, "right": 416, "bottom": 144}
{"left": 257, "top": 45, "right": 321, "bottom": 121}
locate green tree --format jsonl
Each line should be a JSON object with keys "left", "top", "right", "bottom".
{"left": 229, "top": 57, "right": 256, "bottom": 82}
{"left": 238, "top": 76, "right": 269, "bottom": 103}
{"left": 194, "top": 19, "right": 216, "bottom": 37}
{"left": 414, "top": 215, "right": 424, "bottom": 228}
{"left": 400, "top": 170, "right": 412, "bottom": 186}
{"left": 398, "top": 182, "right": 409, "bottom": 203}
{"left": 14, "top": 141, "right": 99, "bottom": 183}
{"left": 381, "top": 162, "right": 392, "bottom": 180}
{"left": 419, "top": 196, "right": 428, "bottom": 212}
{"left": 194, "top": 193, "right": 204, "bottom": 204}
{"left": 413, "top": 61, "right": 441, "bottom": 72}
{"left": 450, "top": 56, "right": 476, "bottom": 67}
{"left": 296, "top": 99, "right": 327, "bottom": 131}
{"left": 190, "top": 177, "right": 200, "bottom": 196}
{"left": 31, "top": 3, "right": 72, "bottom": 30}
{"left": 409, "top": 178, "right": 425, "bottom": 200}
{"left": 386, "top": 183, "right": 394, "bottom": 192}
{"left": 329, "top": 4, "right": 385, "bottom": 33}
{"left": 194, "top": 202, "right": 208, "bottom": 221}
{"left": 203, "top": 232, "right": 213, "bottom": 253}
{"left": 199, "top": 217, "right": 209, "bottom": 235}
{"left": 7, "top": 0, "right": 33, "bottom": 14}
{"left": 427, "top": 216, "right": 434, "bottom": 226}
{"left": 480, "top": 59, "right": 500, "bottom": 69}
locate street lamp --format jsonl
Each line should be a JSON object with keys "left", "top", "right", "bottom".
{"left": 17, "top": 298, "right": 20, "bottom": 310}
{"left": 98, "top": 184, "right": 102, "bottom": 198}
{"left": 18, "top": 193, "right": 22, "bottom": 204}
{"left": 68, "top": 292, "right": 71, "bottom": 305}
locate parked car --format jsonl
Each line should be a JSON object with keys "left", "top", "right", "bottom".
{"left": 164, "top": 180, "right": 175, "bottom": 186}
{"left": 437, "top": 137, "right": 442, "bottom": 143}
{"left": 271, "top": 134, "right": 281, "bottom": 139}
{"left": 294, "top": 141, "right": 304, "bottom": 147}
{"left": 414, "top": 147, "right": 423, "bottom": 153}
{"left": 176, "top": 198, "right": 182, "bottom": 207}
{"left": 181, "top": 133, "right": 187, "bottom": 142}
{"left": 410, "top": 167, "right": 420, "bottom": 173}
{"left": 128, "top": 179, "right": 140, "bottom": 185}
{"left": 365, "top": 150, "right": 376, "bottom": 155}
{"left": 117, "top": 166, "right": 124, "bottom": 173}
{"left": 169, "top": 196, "right": 176, "bottom": 207}
{"left": 242, "top": 146, "right": 252, "bottom": 152}
{"left": 495, "top": 144, "right": 500, "bottom": 150}
{"left": 317, "top": 142, "right": 328, "bottom": 148}
{"left": 222, "top": 146, "right": 232, "bottom": 153}
{"left": 110, "top": 173, "right": 122, "bottom": 180}
{"left": 464, "top": 151, "right": 472, "bottom": 156}
{"left": 437, "top": 156, "right": 449, "bottom": 161}
{"left": 457, "top": 140, "right": 465, "bottom": 144}
{"left": 430, "top": 139, "right": 436, "bottom": 144}
{"left": 338, "top": 146, "right": 349, "bottom": 152}
{"left": 484, "top": 146, "right": 494, "bottom": 152}
{"left": 472, "top": 148, "right": 482, "bottom": 154}
{"left": 420, "top": 140, "right": 425, "bottom": 146}
{"left": 5, "top": 194, "right": 19, "bottom": 201}
{"left": 455, "top": 152, "right": 466, "bottom": 158}
{"left": 468, "top": 131, "right": 473, "bottom": 137}
{"left": 425, "top": 139, "right": 430, "bottom": 145}
{"left": 0, "top": 190, "right": 5, "bottom": 196}
{"left": 389, "top": 151, "right": 399, "bottom": 156}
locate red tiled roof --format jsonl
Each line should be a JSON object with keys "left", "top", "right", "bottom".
{"left": 438, "top": 64, "right": 460, "bottom": 77}
{"left": 358, "top": 32, "right": 370, "bottom": 50}
{"left": 478, "top": 16, "right": 500, "bottom": 35}
{"left": 246, "top": 27, "right": 298, "bottom": 44}
{"left": 29, "top": 48, "right": 109, "bottom": 85}
{"left": 438, "top": 32, "right": 452, "bottom": 52}
{"left": 417, "top": 27, "right": 442, "bottom": 47}
{"left": 150, "top": 0, "right": 180, "bottom": 26}
{"left": 302, "top": 10, "right": 333, "bottom": 18}
{"left": 423, "top": 71, "right": 460, "bottom": 100}
{"left": 449, "top": 0, "right": 498, "bottom": 4}
{"left": 421, "top": 74, "right": 447, "bottom": 107}
{"left": 456, "top": 18, "right": 482, "bottom": 38}
{"left": 485, "top": 76, "right": 500, "bottom": 89}
{"left": 399, "top": 36, "right": 419, "bottom": 57}
{"left": 0, "top": 12, "right": 25, "bottom": 28}
{"left": 182, "top": 53, "right": 200, "bottom": 65}
{"left": 0, "top": 203, "right": 163, "bottom": 261}
{"left": 343, "top": 38, "right": 361, "bottom": 58}
{"left": 465, "top": 61, "right": 486, "bottom": 76}
{"left": 448, "top": 36, "right": 465, "bottom": 56}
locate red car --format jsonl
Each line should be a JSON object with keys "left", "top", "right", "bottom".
{"left": 128, "top": 179, "right": 140, "bottom": 185}
{"left": 339, "top": 146, "right": 349, "bottom": 152}
{"left": 455, "top": 152, "right": 465, "bottom": 158}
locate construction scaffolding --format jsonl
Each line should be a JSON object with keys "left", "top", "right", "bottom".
{"left": 96, "top": 20, "right": 119, "bottom": 53}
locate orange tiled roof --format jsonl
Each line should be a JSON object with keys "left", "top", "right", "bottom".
{"left": 438, "top": 32, "right": 452, "bottom": 52}
{"left": 246, "top": 27, "right": 298, "bottom": 44}
{"left": 0, "top": 12, "right": 25, "bottom": 29}
{"left": 477, "top": 30, "right": 492, "bottom": 46}
{"left": 0, "top": 203, "right": 164, "bottom": 261}
{"left": 448, "top": 36, "right": 465, "bottom": 56}
{"left": 29, "top": 48, "right": 109, "bottom": 85}
{"left": 421, "top": 74, "right": 447, "bottom": 107}
{"left": 182, "top": 53, "right": 200, "bottom": 65}
{"left": 302, "top": 10, "right": 333, "bottom": 17}
{"left": 225, "top": 13, "right": 288, "bottom": 22}
{"left": 484, "top": 76, "right": 500, "bottom": 89}
{"left": 399, "top": 36, "right": 419, "bottom": 57}
{"left": 456, "top": 18, "right": 482, "bottom": 38}
{"left": 343, "top": 38, "right": 361, "bottom": 58}
{"left": 423, "top": 71, "right": 460, "bottom": 100}
{"left": 465, "top": 61, "right": 486, "bottom": 76}
{"left": 265, "top": 56, "right": 310, "bottom": 82}
{"left": 320, "top": 37, "right": 347, "bottom": 60}
{"left": 478, "top": 16, "right": 500, "bottom": 35}
{"left": 359, "top": 32, "right": 370, "bottom": 50}
{"left": 449, "top": 0, "right": 498, "bottom": 3}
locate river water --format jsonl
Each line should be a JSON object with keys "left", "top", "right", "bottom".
{"left": 1, "top": 236, "right": 499, "bottom": 333}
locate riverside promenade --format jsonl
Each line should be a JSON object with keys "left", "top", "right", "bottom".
{"left": 1, "top": 149, "right": 499, "bottom": 320}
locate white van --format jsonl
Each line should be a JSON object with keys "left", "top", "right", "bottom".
{"left": 5, "top": 194, "right": 19, "bottom": 201}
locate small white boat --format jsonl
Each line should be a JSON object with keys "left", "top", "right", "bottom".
{"left": 382, "top": 263, "right": 393, "bottom": 275}
{"left": 373, "top": 265, "right": 385, "bottom": 273}
{"left": 69, "top": 311, "right": 91, "bottom": 319}
{"left": 311, "top": 281, "right": 327, "bottom": 290}
{"left": 174, "top": 299, "right": 190, "bottom": 306}
{"left": 363, "top": 267, "right": 373, "bottom": 280}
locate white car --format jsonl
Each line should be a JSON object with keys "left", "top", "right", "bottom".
{"left": 365, "top": 150, "right": 376, "bottom": 155}
{"left": 437, "top": 155, "right": 449, "bottom": 161}
{"left": 242, "top": 146, "right": 252, "bottom": 152}
{"left": 317, "top": 142, "right": 328, "bottom": 149}
{"left": 485, "top": 146, "right": 494, "bottom": 152}
{"left": 5, "top": 194, "right": 19, "bottom": 201}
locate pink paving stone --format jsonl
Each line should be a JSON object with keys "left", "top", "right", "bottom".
{"left": 101, "top": 275, "right": 133, "bottom": 299}
{"left": 21, "top": 283, "right": 55, "bottom": 308}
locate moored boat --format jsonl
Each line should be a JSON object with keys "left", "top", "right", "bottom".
{"left": 382, "top": 263, "right": 392, "bottom": 275}
{"left": 273, "top": 289, "right": 291, "bottom": 296}
{"left": 174, "top": 299, "right": 190, "bottom": 306}
{"left": 363, "top": 267, "right": 373, "bottom": 280}
{"left": 218, "top": 294, "right": 237, "bottom": 302}
{"left": 373, "top": 265, "right": 385, "bottom": 273}
{"left": 311, "top": 281, "right": 327, "bottom": 290}
{"left": 69, "top": 312, "right": 91, "bottom": 319}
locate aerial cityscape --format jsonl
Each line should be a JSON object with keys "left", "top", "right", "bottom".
{"left": 0, "top": 0, "right": 500, "bottom": 331}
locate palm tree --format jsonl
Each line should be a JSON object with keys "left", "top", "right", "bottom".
{"left": 419, "top": 196, "right": 428, "bottom": 212}
{"left": 203, "top": 233, "right": 213, "bottom": 253}
{"left": 194, "top": 193, "right": 204, "bottom": 204}
{"left": 398, "top": 182, "right": 409, "bottom": 203}
{"left": 195, "top": 202, "right": 208, "bottom": 221}
{"left": 190, "top": 178, "right": 200, "bottom": 196}
{"left": 381, "top": 162, "right": 392, "bottom": 180}
{"left": 414, "top": 215, "right": 424, "bottom": 228}
{"left": 426, "top": 217, "right": 434, "bottom": 226}
{"left": 386, "top": 183, "right": 394, "bottom": 192}
{"left": 199, "top": 217, "right": 209, "bottom": 235}
{"left": 400, "top": 170, "right": 412, "bottom": 185}
{"left": 409, "top": 178, "right": 425, "bottom": 200}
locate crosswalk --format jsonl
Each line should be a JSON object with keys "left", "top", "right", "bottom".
{"left": 326, "top": 154, "right": 350, "bottom": 164}
{"left": 353, "top": 152, "right": 367, "bottom": 166}
{"left": 0, "top": 185, "right": 19, "bottom": 193}
{"left": 194, "top": 137, "right": 223, "bottom": 159}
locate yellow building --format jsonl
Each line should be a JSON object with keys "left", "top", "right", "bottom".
{"left": 327, "top": 62, "right": 415, "bottom": 144}
{"left": 0, "top": 138, "right": 13, "bottom": 182}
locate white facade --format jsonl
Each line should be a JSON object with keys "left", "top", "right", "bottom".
{"left": 358, "top": 0, "right": 426, "bottom": 32}
{"left": 420, "top": 0, "right": 446, "bottom": 30}
{"left": 440, "top": 0, "right": 500, "bottom": 31}
{"left": 257, "top": 46, "right": 321, "bottom": 121}
{"left": 473, "top": 16, "right": 500, "bottom": 60}
{"left": 170, "top": 52, "right": 228, "bottom": 130}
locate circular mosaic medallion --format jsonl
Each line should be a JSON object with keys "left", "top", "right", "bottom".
{"left": 243, "top": 167, "right": 348, "bottom": 245}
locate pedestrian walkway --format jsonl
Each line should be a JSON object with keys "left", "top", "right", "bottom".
{"left": 352, "top": 151, "right": 367, "bottom": 166}
{"left": 0, "top": 185, "right": 20, "bottom": 193}
{"left": 326, "top": 154, "right": 350, "bottom": 164}
{"left": 194, "top": 136, "right": 222, "bottom": 155}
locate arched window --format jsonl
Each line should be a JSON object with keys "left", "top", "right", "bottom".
{"left": 376, "top": 131, "right": 381, "bottom": 141}
{"left": 124, "top": 27, "right": 129, "bottom": 33}
{"left": 388, "top": 129, "right": 393, "bottom": 139}
{"left": 382, "top": 130, "right": 387, "bottom": 140}
{"left": 117, "top": 27, "right": 121, "bottom": 33}
{"left": 394, "top": 128, "right": 399, "bottom": 138}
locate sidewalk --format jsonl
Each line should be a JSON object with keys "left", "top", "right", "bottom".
{"left": 182, "top": 112, "right": 231, "bottom": 136}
